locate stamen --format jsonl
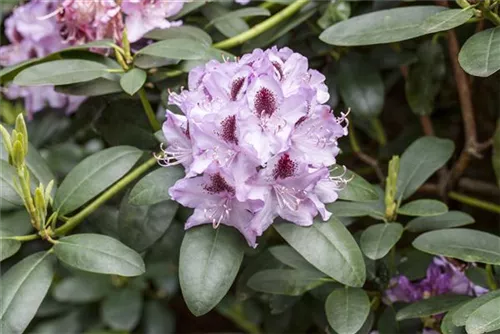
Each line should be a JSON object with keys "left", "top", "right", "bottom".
{"left": 155, "top": 142, "right": 191, "bottom": 167}
{"left": 37, "top": 7, "right": 63, "bottom": 21}
{"left": 204, "top": 200, "right": 232, "bottom": 228}
{"left": 274, "top": 185, "right": 302, "bottom": 211}
{"left": 328, "top": 165, "right": 353, "bottom": 190}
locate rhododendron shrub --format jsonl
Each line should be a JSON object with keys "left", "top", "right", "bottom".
{"left": 1, "top": 0, "right": 500, "bottom": 333}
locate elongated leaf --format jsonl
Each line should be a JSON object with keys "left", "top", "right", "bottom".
{"left": 327, "top": 201, "right": 385, "bottom": 219}
{"left": 0, "top": 160, "right": 23, "bottom": 210}
{"left": 0, "top": 251, "right": 54, "bottom": 334}
{"left": 396, "top": 294, "right": 471, "bottom": 320}
{"left": 0, "top": 234, "right": 21, "bottom": 261}
{"left": 138, "top": 38, "right": 208, "bottom": 60}
{"left": 494, "top": 120, "right": 500, "bottom": 187}
{"left": 143, "top": 301, "right": 175, "bottom": 334}
{"left": 54, "top": 146, "right": 142, "bottom": 215}
{"left": 466, "top": 296, "right": 500, "bottom": 334}
{"left": 53, "top": 274, "right": 111, "bottom": 303}
{"left": 202, "top": 3, "right": 249, "bottom": 38}
{"left": 413, "top": 229, "right": 500, "bottom": 265}
{"left": 406, "top": 211, "right": 474, "bottom": 233}
{"left": 53, "top": 234, "right": 145, "bottom": 276}
{"left": 208, "top": 7, "right": 270, "bottom": 27}
{"left": 128, "top": 167, "right": 184, "bottom": 206}
{"left": 325, "top": 288, "right": 370, "bottom": 334}
{"left": 360, "top": 223, "right": 403, "bottom": 260}
{"left": 396, "top": 137, "right": 454, "bottom": 200}
{"left": 269, "top": 245, "right": 321, "bottom": 272}
{"left": 145, "top": 25, "right": 212, "bottom": 46}
{"left": 179, "top": 225, "right": 245, "bottom": 316}
{"left": 421, "top": 8, "right": 474, "bottom": 34}
{"left": 0, "top": 210, "right": 32, "bottom": 236}
{"left": 0, "top": 54, "right": 60, "bottom": 84}
{"left": 453, "top": 290, "right": 500, "bottom": 326}
{"left": 120, "top": 68, "right": 146, "bottom": 96}
{"left": 56, "top": 77, "right": 123, "bottom": 96}
{"left": 337, "top": 53, "right": 384, "bottom": 118}
{"left": 14, "top": 59, "right": 108, "bottom": 86}
{"left": 441, "top": 305, "right": 467, "bottom": 334}
{"left": 274, "top": 218, "right": 366, "bottom": 287}
{"left": 101, "top": 288, "right": 142, "bottom": 331}
{"left": 320, "top": 6, "right": 446, "bottom": 46}
{"left": 397, "top": 199, "right": 448, "bottom": 217}
{"left": 459, "top": 27, "right": 500, "bottom": 77}
{"left": 337, "top": 168, "right": 379, "bottom": 202}
{"left": 247, "top": 269, "right": 326, "bottom": 296}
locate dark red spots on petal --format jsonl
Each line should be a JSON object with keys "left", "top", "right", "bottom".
{"left": 219, "top": 115, "right": 238, "bottom": 145}
{"left": 204, "top": 173, "right": 235, "bottom": 195}
{"left": 230, "top": 77, "right": 245, "bottom": 101}
{"left": 295, "top": 116, "right": 308, "bottom": 127}
{"left": 254, "top": 87, "right": 277, "bottom": 117}
{"left": 184, "top": 122, "right": 190, "bottom": 139}
{"left": 272, "top": 61, "right": 284, "bottom": 81}
{"left": 273, "top": 153, "right": 296, "bottom": 180}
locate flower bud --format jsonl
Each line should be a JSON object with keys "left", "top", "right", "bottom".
{"left": 15, "top": 114, "right": 28, "bottom": 154}
{"left": 0, "top": 124, "right": 13, "bottom": 158}
{"left": 11, "top": 140, "right": 25, "bottom": 168}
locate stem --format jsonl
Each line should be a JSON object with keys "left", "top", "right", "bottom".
{"left": 213, "top": 0, "right": 310, "bottom": 49}
{"left": 371, "top": 118, "right": 387, "bottom": 146}
{"left": 486, "top": 264, "right": 498, "bottom": 290}
{"left": 348, "top": 122, "right": 385, "bottom": 183}
{"left": 448, "top": 191, "right": 500, "bottom": 214}
{"left": 9, "top": 234, "right": 39, "bottom": 242}
{"left": 138, "top": 88, "right": 161, "bottom": 132}
{"left": 54, "top": 157, "right": 158, "bottom": 236}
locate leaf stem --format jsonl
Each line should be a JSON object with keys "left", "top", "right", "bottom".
{"left": 213, "top": 0, "right": 310, "bottom": 49}
{"left": 9, "top": 234, "right": 40, "bottom": 241}
{"left": 54, "top": 156, "right": 158, "bottom": 236}
{"left": 138, "top": 88, "right": 161, "bottom": 132}
{"left": 448, "top": 191, "right": 500, "bottom": 214}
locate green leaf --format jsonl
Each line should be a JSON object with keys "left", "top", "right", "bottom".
{"left": 406, "top": 211, "right": 474, "bottom": 233}
{"left": 396, "top": 136, "right": 454, "bottom": 200}
{"left": 179, "top": 225, "right": 245, "bottom": 316}
{"left": 493, "top": 120, "right": 500, "bottom": 187}
{"left": 459, "top": 27, "right": 500, "bottom": 77}
{"left": 118, "top": 194, "right": 178, "bottom": 252}
{"left": 171, "top": 0, "right": 205, "bottom": 20}
{"left": 405, "top": 41, "right": 445, "bottom": 116}
{"left": 327, "top": 200, "right": 385, "bottom": 219}
{"left": 202, "top": 3, "right": 249, "bottom": 38}
{"left": 247, "top": 269, "right": 326, "bottom": 296}
{"left": 420, "top": 8, "right": 474, "bottom": 34}
{"left": 143, "top": 301, "right": 175, "bottom": 334}
{"left": 397, "top": 199, "right": 448, "bottom": 217}
{"left": 0, "top": 54, "right": 60, "bottom": 84}
{"left": 53, "top": 233, "right": 145, "bottom": 276}
{"left": 53, "top": 274, "right": 111, "bottom": 303}
{"left": 337, "top": 53, "right": 384, "bottom": 118}
{"left": 269, "top": 245, "right": 321, "bottom": 272}
{"left": 360, "top": 223, "right": 403, "bottom": 260}
{"left": 465, "top": 267, "right": 489, "bottom": 290}
{"left": 54, "top": 146, "right": 142, "bottom": 215}
{"left": 14, "top": 59, "right": 108, "bottom": 86}
{"left": 274, "top": 218, "right": 366, "bottom": 287}
{"left": 101, "top": 288, "right": 143, "bottom": 331}
{"left": 55, "top": 77, "right": 123, "bottom": 96}
{"left": 0, "top": 210, "right": 32, "bottom": 236}
{"left": 0, "top": 160, "right": 23, "bottom": 210}
{"left": 30, "top": 311, "right": 82, "bottom": 334}
{"left": 413, "top": 229, "right": 500, "bottom": 265}
{"left": 466, "top": 296, "right": 500, "bottom": 334}
{"left": 441, "top": 305, "right": 467, "bottom": 334}
{"left": 145, "top": 25, "right": 212, "bottom": 46}
{"left": 120, "top": 68, "right": 147, "bottom": 96}
{"left": 337, "top": 168, "right": 379, "bottom": 202}
{"left": 398, "top": 250, "right": 433, "bottom": 281}
{"left": 0, "top": 235, "right": 21, "bottom": 261}
{"left": 208, "top": 7, "right": 270, "bottom": 27}
{"left": 319, "top": 6, "right": 446, "bottom": 46}
{"left": 0, "top": 251, "right": 54, "bottom": 334}
{"left": 138, "top": 38, "right": 209, "bottom": 60}
{"left": 128, "top": 167, "right": 184, "bottom": 206}
{"left": 325, "top": 288, "right": 370, "bottom": 334}
{"left": 453, "top": 290, "right": 500, "bottom": 326}
{"left": 396, "top": 294, "right": 471, "bottom": 321}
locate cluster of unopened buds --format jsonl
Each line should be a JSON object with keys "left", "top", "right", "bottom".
{"left": 158, "top": 46, "right": 350, "bottom": 247}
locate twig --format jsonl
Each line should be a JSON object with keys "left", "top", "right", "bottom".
{"left": 348, "top": 122, "right": 385, "bottom": 183}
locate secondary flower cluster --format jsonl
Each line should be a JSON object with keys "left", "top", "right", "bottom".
{"left": 160, "top": 47, "right": 349, "bottom": 247}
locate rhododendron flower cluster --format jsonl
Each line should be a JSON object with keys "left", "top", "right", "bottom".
{"left": 159, "top": 47, "right": 349, "bottom": 247}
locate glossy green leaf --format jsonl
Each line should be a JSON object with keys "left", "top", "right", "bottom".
{"left": 453, "top": 290, "right": 500, "bottom": 326}
{"left": 397, "top": 199, "right": 448, "bottom": 217}
{"left": 441, "top": 305, "right": 467, "bottom": 334}
{"left": 420, "top": 8, "right": 474, "bottom": 34}
{"left": 325, "top": 288, "right": 370, "bottom": 334}
{"left": 208, "top": 7, "right": 270, "bottom": 27}
{"left": 14, "top": 59, "right": 108, "bottom": 86}
{"left": 171, "top": 0, "right": 205, "bottom": 20}
{"left": 327, "top": 200, "right": 385, "bottom": 219}
{"left": 0, "top": 210, "right": 32, "bottom": 236}
{"left": 405, "top": 41, "right": 445, "bottom": 116}
{"left": 413, "top": 229, "right": 500, "bottom": 265}
{"left": 0, "top": 233, "right": 21, "bottom": 261}
{"left": 101, "top": 288, "right": 142, "bottom": 331}
{"left": 406, "top": 211, "right": 474, "bottom": 233}
{"left": 466, "top": 296, "right": 500, "bottom": 334}
{"left": 320, "top": 6, "right": 446, "bottom": 46}
{"left": 396, "top": 294, "right": 471, "bottom": 320}
{"left": 0, "top": 160, "right": 23, "bottom": 210}
{"left": 0, "top": 251, "right": 54, "bottom": 334}
{"left": 30, "top": 311, "right": 82, "bottom": 334}
{"left": 247, "top": 269, "right": 326, "bottom": 296}
{"left": 337, "top": 53, "right": 384, "bottom": 118}
{"left": 138, "top": 38, "right": 209, "bottom": 60}
{"left": 465, "top": 267, "right": 489, "bottom": 290}
{"left": 269, "top": 245, "right": 321, "bottom": 272}
{"left": 202, "top": 3, "right": 249, "bottom": 38}
{"left": 56, "top": 77, "right": 123, "bottom": 96}
{"left": 493, "top": 120, "right": 500, "bottom": 187}
{"left": 118, "top": 195, "right": 178, "bottom": 252}
{"left": 53, "top": 233, "right": 145, "bottom": 276}
{"left": 145, "top": 25, "right": 212, "bottom": 46}
{"left": 120, "top": 68, "right": 147, "bottom": 96}
{"left": 54, "top": 146, "right": 142, "bottom": 215}
{"left": 0, "top": 54, "right": 60, "bottom": 84}
{"left": 128, "top": 167, "right": 184, "bottom": 206}
{"left": 143, "top": 301, "right": 175, "bottom": 334}
{"left": 459, "top": 27, "right": 500, "bottom": 77}
{"left": 53, "top": 274, "right": 111, "bottom": 303}
{"left": 398, "top": 250, "right": 433, "bottom": 281}
{"left": 396, "top": 137, "right": 454, "bottom": 200}
{"left": 360, "top": 223, "right": 403, "bottom": 260}
{"left": 179, "top": 225, "right": 245, "bottom": 316}
{"left": 274, "top": 218, "right": 366, "bottom": 287}
{"left": 337, "top": 168, "right": 379, "bottom": 202}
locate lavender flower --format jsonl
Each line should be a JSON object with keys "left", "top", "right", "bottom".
{"left": 160, "top": 47, "right": 349, "bottom": 247}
